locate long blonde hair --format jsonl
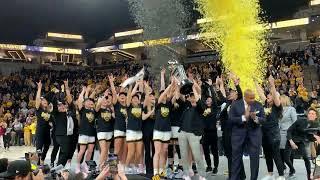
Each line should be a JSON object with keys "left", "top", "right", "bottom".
{"left": 280, "top": 95, "right": 292, "bottom": 107}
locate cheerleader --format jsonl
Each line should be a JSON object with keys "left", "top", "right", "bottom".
{"left": 125, "top": 80, "right": 144, "bottom": 173}
{"left": 35, "top": 81, "right": 52, "bottom": 165}
{"left": 109, "top": 75, "right": 128, "bottom": 167}
{"left": 96, "top": 91, "right": 115, "bottom": 169}
{"left": 151, "top": 77, "right": 175, "bottom": 179}
{"left": 76, "top": 86, "right": 96, "bottom": 173}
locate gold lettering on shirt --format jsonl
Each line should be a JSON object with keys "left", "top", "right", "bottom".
{"left": 131, "top": 108, "right": 142, "bottom": 118}
{"left": 41, "top": 112, "right": 50, "bottom": 121}
{"left": 203, "top": 108, "right": 211, "bottom": 117}
{"left": 120, "top": 108, "right": 127, "bottom": 118}
{"left": 101, "top": 112, "right": 111, "bottom": 122}
{"left": 161, "top": 107, "right": 170, "bottom": 118}
{"left": 264, "top": 107, "right": 271, "bottom": 115}
{"left": 86, "top": 112, "right": 95, "bottom": 123}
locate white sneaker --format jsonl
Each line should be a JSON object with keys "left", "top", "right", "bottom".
{"left": 182, "top": 175, "right": 191, "bottom": 180}
{"left": 276, "top": 176, "right": 285, "bottom": 180}
{"left": 174, "top": 169, "right": 184, "bottom": 179}
{"left": 199, "top": 175, "right": 207, "bottom": 180}
{"left": 125, "top": 166, "right": 134, "bottom": 174}
{"left": 261, "top": 175, "right": 275, "bottom": 180}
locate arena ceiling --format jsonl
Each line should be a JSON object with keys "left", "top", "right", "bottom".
{"left": 0, "top": 0, "right": 309, "bottom": 46}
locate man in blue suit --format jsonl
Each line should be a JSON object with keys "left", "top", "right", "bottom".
{"left": 229, "top": 89, "right": 265, "bottom": 180}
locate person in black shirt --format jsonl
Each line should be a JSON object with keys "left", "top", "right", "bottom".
{"left": 178, "top": 80, "right": 206, "bottom": 180}
{"left": 256, "top": 76, "right": 285, "bottom": 180}
{"left": 218, "top": 75, "right": 246, "bottom": 180}
{"left": 51, "top": 80, "right": 74, "bottom": 167}
{"left": 168, "top": 87, "right": 183, "bottom": 173}
{"left": 125, "top": 81, "right": 144, "bottom": 174}
{"left": 109, "top": 75, "right": 127, "bottom": 169}
{"left": 150, "top": 78, "right": 175, "bottom": 179}
{"left": 200, "top": 79, "right": 219, "bottom": 174}
{"left": 35, "top": 81, "right": 52, "bottom": 165}
{"left": 287, "top": 107, "right": 319, "bottom": 180}
{"left": 141, "top": 82, "right": 155, "bottom": 176}
{"left": 76, "top": 86, "right": 96, "bottom": 173}
{"left": 96, "top": 92, "right": 115, "bottom": 170}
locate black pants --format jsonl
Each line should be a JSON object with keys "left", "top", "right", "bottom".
{"left": 3, "top": 134, "right": 10, "bottom": 149}
{"left": 68, "top": 132, "right": 78, "bottom": 160}
{"left": 222, "top": 129, "right": 246, "bottom": 180}
{"left": 51, "top": 134, "right": 59, "bottom": 164}
{"left": 202, "top": 130, "right": 219, "bottom": 168}
{"left": 36, "top": 130, "right": 51, "bottom": 161}
{"left": 262, "top": 137, "right": 284, "bottom": 176}
{"left": 56, "top": 135, "right": 71, "bottom": 166}
{"left": 280, "top": 141, "right": 295, "bottom": 173}
{"left": 142, "top": 122, "right": 154, "bottom": 175}
{"left": 287, "top": 141, "right": 311, "bottom": 179}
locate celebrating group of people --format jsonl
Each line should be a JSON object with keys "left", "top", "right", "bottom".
{"left": 29, "top": 62, "right": 319, "bottom": 180}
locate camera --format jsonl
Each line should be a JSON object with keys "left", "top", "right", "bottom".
{"left": 105, "top": 154, "right": 118, "bottom": 175}
{"left": 85, "top": 160, "right": 99, "bottom": 179}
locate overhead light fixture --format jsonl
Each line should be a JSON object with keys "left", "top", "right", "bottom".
{"left": 114, "top": 29, "right": 144, "bottom": 38}
{"left": 310, "top": 0, "right": 320, "bottom": 6}
{"left": 197, "top": 17, "right": 309, "bottom": 29}
{"left": 269, "top": 18, "right": 309, "bottom": 29}
{"left": 47, "top": 32, "right": 83, "bottom": 40}
{"left": 120, "top": 42, "right": 144, "bottom": 49}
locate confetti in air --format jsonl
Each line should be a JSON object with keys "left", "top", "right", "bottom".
{"left": 127, "top": 0, "right": 191, "bottom": 73}
{"left": 196, "top": 0, "right": 269, "bottom": 92}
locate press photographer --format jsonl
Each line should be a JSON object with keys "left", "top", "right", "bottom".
{"left": 287, "top": 107, "right": 319, "bottom": 180}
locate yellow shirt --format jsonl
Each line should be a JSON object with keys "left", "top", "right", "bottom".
{"left": 29, "top": 123, "right": 36, "bottom": 135}
{"left": 24, "top": 125, "right": 31, "bottom": 134}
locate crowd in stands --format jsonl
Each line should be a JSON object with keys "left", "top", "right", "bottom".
{"left": 0, "top": 47, "right": 318, "bottom": 151}
{"left": 0, "top": 47, "right": 317, "bottom": 180}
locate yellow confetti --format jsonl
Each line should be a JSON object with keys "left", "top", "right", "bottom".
{"left": 196, "top": 0, "right": 269, "bottom": 92}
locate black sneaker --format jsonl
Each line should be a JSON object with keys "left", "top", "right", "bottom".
{"left": 289, "top": 170, "right": 295, "bottom": 177}
{"left": 206, "top": 167, "right": 213, "bottom": 172}
{"left": 192, "top": 163, "right": 197, "bottom": 173}
{"left": 176, "top": 165, "right": 183, "bottom": 171}
{"left": 212, "top": 167, "right": 218, "bottom": 174}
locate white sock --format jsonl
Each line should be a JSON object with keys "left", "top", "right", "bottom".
{"left": 159, "top": 168, "right": 164, "bottom": 174}
{"left": 154, "top": 169, "right": 159, "bottom": 175}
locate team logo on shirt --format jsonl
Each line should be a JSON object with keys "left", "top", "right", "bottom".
{"left": 264, "top": 107, "right": 271, "bottom": 115}
{"left": 86, "top": 112, "right": 95, "bottom": 123}
{"left": 131, "top": 108, "right": 142, "bottom": 118}
{"left": 101, "top": 112, "right": 112, "bottom": 122}
{"left": 203, "top": 108, "right": 211, "bottom": 117}
{"left": 120, "top": 108, "right": 127, "bottom": 118}
{"left": 41, "top": 112, "right": 50, "bottom": 121}
{"left": 160, "top": 107, "right": 170, "bottom": 118}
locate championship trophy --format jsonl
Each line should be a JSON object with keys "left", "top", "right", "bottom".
{"left": 121, "top": 67, "right": 145, "bottom": 88}
{"left": 168, "top": 60, "right": 193, "bottom": 95}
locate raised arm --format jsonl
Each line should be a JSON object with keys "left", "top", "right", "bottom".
{"left": 192, "top": 82, "right": 200, "bottom": 102}
{"left": 158, "top": 84, "right": 172, "bottom": 104}
{"left": 216, "top": 76, "right": 226, "bottom": 98}
{"left": 77, "top": 86, "right": 86, "bottom": 110}
{"left": 268, "top": 75, "right": 281, "bottom": 107}
{"left": 143, "top": 81, "right": 152, "bottom": 108}
{"left": 95, "top": 96, "right": 103, "bottom": 112}
{"left": 160, "top": 68, "right": 166, "bottom": 91}
{"left": 108, "top": 74, "right": 118, "bottom": 105}
{"left": 142, "top": 106, "right": 155, "bottom": 120}
{"left": 35, "top": 81, "right": 42, "bottom": 109}
{"left": 64, "top": 79, "right": 73, "bottom": 105}
{"left": 126, "top": 84, "right": 134, "bottom": 107}
{"left": 255, "top": 81, "right": 267, "bottom": 102}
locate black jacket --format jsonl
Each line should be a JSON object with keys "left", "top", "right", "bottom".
{"left": 287, "top": 117, "right": 318, "bottom": 143}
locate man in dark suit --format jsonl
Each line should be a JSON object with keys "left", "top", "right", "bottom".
{"left": 229, "top": 89, "right": 265, "bottom": 180}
